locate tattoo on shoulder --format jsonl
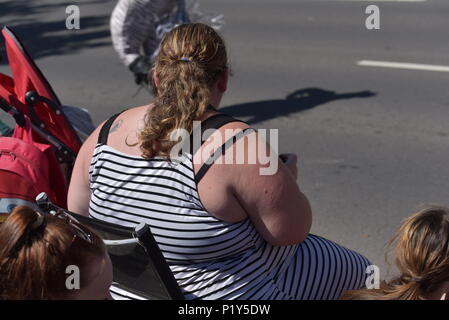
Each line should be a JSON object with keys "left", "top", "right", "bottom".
{"left": 110, "top": 120, "right": 123, "bottom": 133}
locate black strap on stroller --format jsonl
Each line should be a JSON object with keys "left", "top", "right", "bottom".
{"left": 0, "top": 97, "right": 75, "bottom": 164}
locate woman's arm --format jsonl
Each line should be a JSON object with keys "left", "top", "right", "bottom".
{"left": 229, "top": 129, "right": 312, "bottom": 246}
{"left": 67, "top": 123, "right": 104, "bottom": 216}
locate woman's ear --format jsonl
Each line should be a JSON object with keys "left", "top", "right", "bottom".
{"left": 152, "top": 71, "right": 161, "bottom": 88}
{"left": 217, "top": 70, "right": 228, "bottom": 93}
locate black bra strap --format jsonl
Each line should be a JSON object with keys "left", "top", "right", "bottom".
{"left": 97, "top": 108, "right": 251, "bottom": 183}
{"left": 98, "top": 111, "right": 125, "bottom": 145}
{"left": 195, "top": 128, "right": 257, "bottom": 184}
{"left": 190, "top": 112, "right": 247, "bottom": 156}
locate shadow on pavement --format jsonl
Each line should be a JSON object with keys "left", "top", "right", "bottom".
{"left": 0, "top": 0, "right": 105, "bottom": 20}
{"left": 220, "top": 88, "right": 377, "bottom": 124}
{"left": 0, "top": 0, "right": 111, "bottom": 63}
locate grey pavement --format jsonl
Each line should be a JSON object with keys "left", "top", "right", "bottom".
{"left": 1, "top": 0, "right": 449, "bottom": 280}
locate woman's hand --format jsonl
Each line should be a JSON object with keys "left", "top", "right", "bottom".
{"left": 280, "top": 153, "right": 298, "bottom": 180}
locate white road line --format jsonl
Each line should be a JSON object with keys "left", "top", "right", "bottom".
{"left": 357, "top": 60, "right": 449, "bottom": 72}
{"left": 341, "top": 0, "right": 426, "bottom": 2}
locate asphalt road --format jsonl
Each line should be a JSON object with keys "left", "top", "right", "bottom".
{"left": 1, "top": 0, "right": 449, "bottom": 280}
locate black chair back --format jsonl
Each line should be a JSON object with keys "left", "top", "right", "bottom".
{"left": 36, "top": 193, "right": 185, "bottom": 300}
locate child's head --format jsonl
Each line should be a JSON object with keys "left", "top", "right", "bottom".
{"left": 342, "top": 206, "right": 449, "bottom": 300}
{"left": 0, "top": 205, "right": 112, "bottom": 300}
{"left": 387, "top": 206, "right": 449, "bottom": 299}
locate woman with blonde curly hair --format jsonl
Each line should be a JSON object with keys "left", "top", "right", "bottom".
{"left": 68, "top": 23, "right": 370, "bottom": 300}
{"left": 341, "top": 206, "right": 449, "bottom": 300}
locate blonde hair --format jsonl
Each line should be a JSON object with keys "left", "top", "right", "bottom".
{"left": 139, "top": 23, "right": 228, "bottom": 159}
{"left": 341, "top": 206, "right": 449, "bottom": 300}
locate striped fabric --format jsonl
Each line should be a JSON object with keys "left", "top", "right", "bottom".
{"left": 89, "top": 144, "right": 371, "bottom": 300}
{"left": 110, "top": 0, "right": 177, "bottom": 67}
{"left": 110, "top": 283, "right": 147, "bottom": 300}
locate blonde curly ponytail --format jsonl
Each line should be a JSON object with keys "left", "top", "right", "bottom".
{"left": 139, "top": 23, "right": 228, "bottom": 159}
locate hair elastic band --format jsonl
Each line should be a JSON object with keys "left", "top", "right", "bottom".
{"left": 411, "top": 276, "right": 426, "bottom": 284}
{"left": 31, "top": 211, "right": 44, "bottom": 230}
{"left": 179, "top": 57, "right": 192, "bottom": 62}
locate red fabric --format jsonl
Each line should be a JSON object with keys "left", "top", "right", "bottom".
{"left": 11, "top": 118, "right": 67, "bottom": 207}
{"left": 1, "top": 27, "right": 81, "bottom": 154}
{"left": 0, "top": 73, "right": 15, "bottom": 100}
{"left": 0, "top": 74, "right": 29, "bottom": 113}
{"left": 0, "top": 171, "right": 37, "bottom": 202}
{"left": 0, "top": 124, "right": 57, "bottom": 205}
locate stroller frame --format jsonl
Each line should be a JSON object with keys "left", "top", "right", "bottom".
{"left": 0, "top": 25, "right": 81, "bottom": 168}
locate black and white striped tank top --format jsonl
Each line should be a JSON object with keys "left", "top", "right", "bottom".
{"left": 89, "top": 111, "right": 371, "bottom": 299}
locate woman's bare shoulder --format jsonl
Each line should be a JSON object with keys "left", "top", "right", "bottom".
{"left": 123, "top": 103, "right": 153, "bottom": 115}
{"left": 78, "top": 104, "right": 150, "bottom": 156}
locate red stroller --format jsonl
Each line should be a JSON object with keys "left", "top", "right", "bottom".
{"left": 0, "top": 26, "right": 83, "bottom": 219}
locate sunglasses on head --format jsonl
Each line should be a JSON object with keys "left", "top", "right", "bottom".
{"left": 49, "top": 209, "right": 93, "bottom": 244}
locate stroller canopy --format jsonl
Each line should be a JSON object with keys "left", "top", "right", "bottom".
{"left": 0, "top": 26, "right": 81, "bottom": 153}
